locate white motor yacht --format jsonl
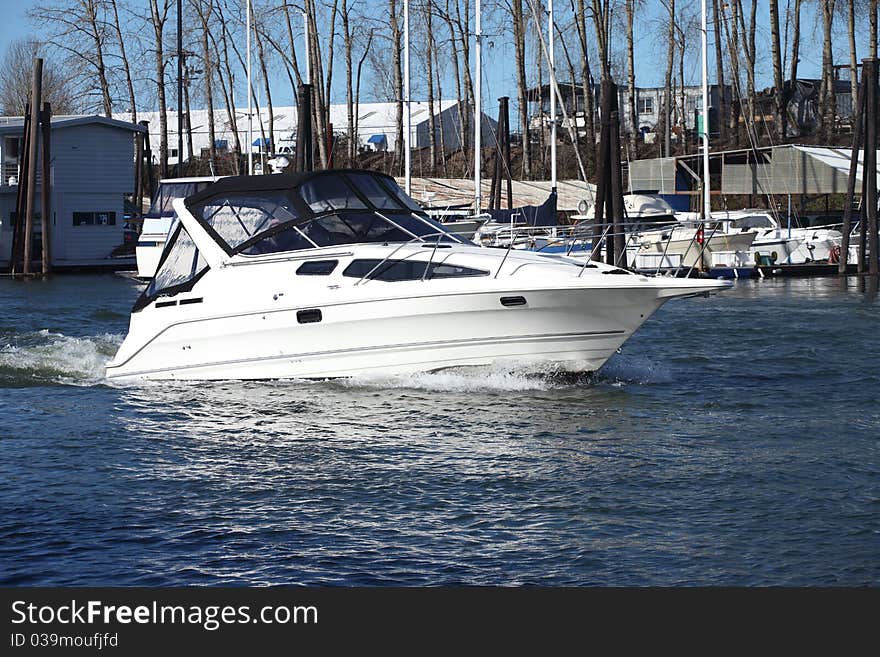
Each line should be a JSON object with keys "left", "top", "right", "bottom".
{"left": 106, "top": 170, "right": 731, "bottom": 382}
{"left": 135, "top": 176, "right": 223, "bottom": 279}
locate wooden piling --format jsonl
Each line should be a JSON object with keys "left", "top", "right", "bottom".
{"left": 40, "top": 101, "right": 51, "bottom": 275}
{"left": 295, "top": 84, "right": 314, "bottom": 173}
{"left": 864, "top": 58, "right": 879, "bottom": 276}
{"left": 22, "top": 58, "right": 43, "bottom": 275}
{"left": 839, "top": 71, "right": 866, "bottom": 274}
{"left": 859, "top": 155, "right": 869, "bottom": 273}
{"left": 489, "top": 97, "right": 512, "bottom": 210}
{"left": 134, "top": 127, "right": 143, "bottom": 233}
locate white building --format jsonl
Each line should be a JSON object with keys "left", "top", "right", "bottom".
{"left": 120, "top": 101, "right": 497, "bottom": 166}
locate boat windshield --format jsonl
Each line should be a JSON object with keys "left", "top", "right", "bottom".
{"left": 187, "top": 170, "right": 466, "bottom": 256}
{"left": 133, "top": 223, "right": 209, "bottom": 312}
{"left": 148, "top": 181, "right": 214, "bottom": 217}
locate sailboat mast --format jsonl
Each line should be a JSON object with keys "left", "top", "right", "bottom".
{"left": 701, "top": 0, "right": 710, "bottom": 220}
{"left": 549, "top": 0, "right": 557, "bottom": 191}
{"left": 474, "top": 0, "right": 482, "bottom": 213}
{"left": 404, "top": 0, "right": 412, "bottom": 194}
{"left": 246, "top": 0, "right": 253, "bottom": 175}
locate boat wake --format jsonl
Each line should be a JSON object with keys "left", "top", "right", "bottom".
{"left": 337, "top": 361, "right": 598, "bottom": 393}
{"left": 0, "top": 330, "right": 123, "bottom": 387}
{"left": 0, "top": 332, "right": 670, "bottom": 391}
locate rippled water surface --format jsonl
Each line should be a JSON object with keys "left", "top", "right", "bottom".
{"left": 1, "top": 274, "right": 878, "bottom": 585}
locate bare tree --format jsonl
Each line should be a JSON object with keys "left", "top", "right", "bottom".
{"left": 29, "top": 0, "right": 114, "bottom": 116}
{"left": 847, "top": 0, "right": 859, "bottom": 120}
{"left": 108, "top": 0, "right": 137, "bottom": 123}
{"left": 251, "top": 3, "right": 275, "bottom": 154}
{"left": 625, "top": 0, "right": 638, "bottom": 151}
{"left": 720, "top": 0, "right": 742, "bottom": 144}
{"left": 0, "top": 39, "right": 78, "bottom": 115}
{"left": 192, "top": 0, "right": 216, "bottom": 166}
{"left": 423, "top": 1, "right": 438, "bottom": 171}
{"left": 149, "top": 0, "right": 172, "bottom": 177}
{"left": 661, "top": 0, "right": 676, "bottom": 155}
{"left": 573, "top": 0, "right": 595, "bottom": 171}
{"left": 354, "top": 29, "right": 375, "bottom": 166}
{"left": 437, "top": 0, "right": 467, "bottom": 166}
{"left": 213, "top": 3, "right": 242, "bottom": 172}
{"left": 818, "top": 0, "right": 837, "bottom": 140}
{"left": 512, "top": 0, "right": 532, "bottom": 175}
{"left": 591, "top": 0, "right": 611, "bottom": 81}
{"left": 711, "top": 0, "right": 727, "bottom": 143}
{"left": 783, "top": 0, "right": 802, "bottom": 138}
{"left": 769, "top": 0, "right": 785, "bottom": 140}
{"left": 732, "top": 0, "right": 756, "bottom": 130}
{"left": 453, "top": 0, "right": 475, "bottom": 165}
{"left": 871, "top": 0, "right": 878, "bottom": 59}
{"left": 341, "top": 0, "right": 355, "bottom": 166}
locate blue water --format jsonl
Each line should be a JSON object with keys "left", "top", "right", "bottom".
{"left": 1, "top": 274, "right": 878, "bottom": 586}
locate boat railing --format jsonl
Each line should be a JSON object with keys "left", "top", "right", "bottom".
{"left": 352, "top": 229, "right": 481, "bottom": 286}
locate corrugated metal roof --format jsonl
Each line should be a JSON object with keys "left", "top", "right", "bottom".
{"left": 792, "top": 146, "right": 880, "bottom": 187}
{"left": 627, "top": 144, "right": 880, "bottom": 196}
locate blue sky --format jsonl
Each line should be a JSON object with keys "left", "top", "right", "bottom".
{"left": 0, "top": 0, "right": 873, "bottom": 112}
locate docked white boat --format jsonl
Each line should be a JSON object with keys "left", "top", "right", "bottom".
{"left": 630, "top": 223, "right": 757, "bottom": 270}
{"left": 106, "top": 170, "right": 730, "bottom": 382}
{"left": 135, "top": 176, "right": 223, "bottom": 279}
{"left": 677, "top": 209, "right": 842, "bottom": 265}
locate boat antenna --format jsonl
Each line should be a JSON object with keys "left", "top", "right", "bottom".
{"left": 474, "top": 0, "right": 482, "bottom": 214}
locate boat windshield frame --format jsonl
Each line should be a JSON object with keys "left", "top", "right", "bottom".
{"left": 183, "top": 169, "right": 468, "bottom": 257}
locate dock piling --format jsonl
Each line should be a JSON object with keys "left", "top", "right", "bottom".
{"left": 40, "top": 101, "right": 51, "bottom": 276}
{"left": 863, "top": 58, "right": 879, "bottom": 276}
{"left": 22, "top": 58, "right": 43, "bottom": 276}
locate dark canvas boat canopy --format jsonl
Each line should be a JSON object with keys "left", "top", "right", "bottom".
{"left": 485, "top": 191, "right": 558, "bottom": 227}
{"left": 133, "top": 170, "right": 465, "bottom": 312}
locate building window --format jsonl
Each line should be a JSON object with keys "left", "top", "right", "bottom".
{"left": 637, "top": 97, "right": 654, "bottom": 115}
{"left": 73, "top": 211, "right": 117, "bottom": 226}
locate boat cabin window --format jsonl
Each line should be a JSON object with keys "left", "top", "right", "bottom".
{"left": 133, "top": 224, "right": 208, "bottom": 312}
{"left": 299, "top": 175, "right": 367, "bottom": 213}
{"left": 730, "top": 215, "right": 774, "bottom": 229}
{"left": 196, "top": 192, "right": 301, "bottom": 251}
{"left": 297, "top": 260, "right": 338, "bottom": 275}
{"left": 342, "top": 259, "right": 488, "bottom": 281}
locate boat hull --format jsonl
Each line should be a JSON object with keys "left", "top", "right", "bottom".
{"left": 106, "top": 284, "right": 688, "bottom": 381}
